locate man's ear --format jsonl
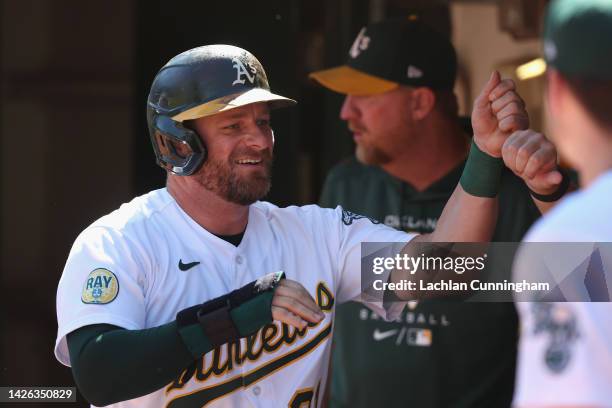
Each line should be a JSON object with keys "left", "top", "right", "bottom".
{"left": 410, "top": 87, "right": 436, "bottom": 120}
{"left": 546, "top": 69, "right": 567, "bottom": 119}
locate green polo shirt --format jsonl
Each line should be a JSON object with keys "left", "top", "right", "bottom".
{"left": 320, "top": 157, "right": 541, "bottom": 408}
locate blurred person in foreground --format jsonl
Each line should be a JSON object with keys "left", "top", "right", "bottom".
{"left": 512, "top": 0, "right": 612, "bottom": 406}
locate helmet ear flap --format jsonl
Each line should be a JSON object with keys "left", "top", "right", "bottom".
{"left": 149, "top": 114, "right": 207, "bottom": 176}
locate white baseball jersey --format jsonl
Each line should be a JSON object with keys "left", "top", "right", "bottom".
{"left": 55, "top": 188, "right": 414, "bottom": 408}
{"left": 513, "top": 170, "right": 612, "bottom": 407}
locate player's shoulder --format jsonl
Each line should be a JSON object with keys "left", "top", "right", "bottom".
{"left": 252, "top": 201, "right": 338, "bottom": 222}
{"left": 253, "top": 201, "right": 386, "bottom": 233}
{"left": 252, "top": 201, "right": 351, "bottom": 238}
{"left": 525, "top": 172, "right": 612, "bottom": 242}
{"left": 90, "top": 188, "right": 173, "bottom": 231}
{"left": 72, "top": 188, "right": 174, "bottom": 249}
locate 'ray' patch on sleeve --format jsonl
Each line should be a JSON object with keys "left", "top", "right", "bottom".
{"left": 81, "top": 268, "right": 119, "bottom": 304}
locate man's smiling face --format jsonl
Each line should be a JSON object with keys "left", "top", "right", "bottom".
{"left": 190, "top": 102, "right": 274, "bottom": 205}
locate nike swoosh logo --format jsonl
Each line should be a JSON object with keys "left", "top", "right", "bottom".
{"left": 373, "top": 329, "right": 398, "bottom": 341}
{"left": 178, "top": 260, "right": 200, "bottom": 271}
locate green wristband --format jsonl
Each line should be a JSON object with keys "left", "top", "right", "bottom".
{"left": 230, "top": 290, "right": 275, "bottom": 337}
{"left": 460, "top": 140, "right": 504, "bottom": 198}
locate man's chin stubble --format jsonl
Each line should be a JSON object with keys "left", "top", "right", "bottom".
{"left": 225, "top": 174, "right": 271, "bottom": 205}
{"left": 356, "top": 145, "right": 391, "bottom": 166}
{"left": 191, "top": 160, "right": 271, "bottom": 205}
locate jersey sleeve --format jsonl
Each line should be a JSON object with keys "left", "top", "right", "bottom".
{"left": 513, "top": 303, "right": 612, "bottom": 407}
{"left": 54, "top": 226, "right": 150, "bottom": 367}
{"left": 513, "top": 189, "right": 612, "bottom": 406}
{"left": 331, "top": 206, "right": 416, "bottom": 319}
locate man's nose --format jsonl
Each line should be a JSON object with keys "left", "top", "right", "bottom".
{"left": 243, "top": 125, "right": 273, "bottom": 150}
{"left": 340, "top": 95, "right": 358, "bottom": 121}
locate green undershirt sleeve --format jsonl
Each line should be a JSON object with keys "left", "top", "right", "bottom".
{"left": 67, "top": 321, "right": 195, "bottom": 406}
{"left": 67, "top": 291, "right": 274, "bottom": 406}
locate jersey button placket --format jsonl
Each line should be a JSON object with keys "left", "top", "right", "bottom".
{"left": 232, "top": 253, "right": 245, "bottom": 288}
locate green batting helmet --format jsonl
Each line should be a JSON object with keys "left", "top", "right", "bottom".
{"left": 147, "top": 44, "right": 296, "bottom": 176}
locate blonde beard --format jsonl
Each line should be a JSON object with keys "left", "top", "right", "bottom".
{"left": 195, "top": 156, "right": 272, "bottom": 205}
{"left": 355, "top": 143, "right": 392, "bottom": 166}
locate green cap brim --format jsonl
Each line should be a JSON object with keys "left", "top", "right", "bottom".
{"left": 309, "top": 65, "right": 398, "bottom": 95}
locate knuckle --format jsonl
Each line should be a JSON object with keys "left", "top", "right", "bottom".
{"left": 501, "top": 140, "right": 512, "bottom": 153}
{"left": 517, "top": 147, "right": 530, "bottom": 159}
{"left": 512, "top": 130, "right": 526, "bottom": 139}
{"left": 506, "top": 142, "right": 519, "bottom": 155}
{"left": 502, "top": 116, "right": 516, "bottom": 127}
{"left": 515, "top": 103, "right": 527, "bottom": 115}
{"left": 504, "top": 104, "right": 518, "bottom": 116}
{"left": 521, "top": 129, "right": 533, "bottom": 138}
{"left": 530, "top": 155, "right": 543, "bottom": 167}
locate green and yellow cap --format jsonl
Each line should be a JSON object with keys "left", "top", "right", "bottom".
{"left": 309, "top": 17, "right": 457, "bottom": 95}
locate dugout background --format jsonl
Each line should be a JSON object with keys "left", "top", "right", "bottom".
{"left": 0, "top": 0, "right": 548, "bottom": 406}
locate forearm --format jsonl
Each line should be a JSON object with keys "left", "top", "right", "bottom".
{"left": 68, "top": 322, "right": 195, "bottom": 406}
{"left": 417, "top": 138, "right": 501, "bottom": 243}
{"left": 67, "top": 274, "right": 280, "bottom": 406}
{"left": 392, "top": 191, "right": 495, "bottom": 300}
{"left": 394, "top": 147, "right": 500, "bottom": 297}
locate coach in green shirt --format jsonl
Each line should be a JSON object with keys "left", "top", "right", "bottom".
{"left": 311, "top": 17, "right": 565, "bottom": 408}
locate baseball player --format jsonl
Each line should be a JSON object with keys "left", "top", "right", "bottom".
{"left": 55, "top": 44, "right": 529, "bottom": 407}
{"left": 511, "top": 0, "right": 612, "bottom": 406}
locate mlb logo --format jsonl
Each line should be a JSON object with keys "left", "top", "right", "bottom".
{"left": 407, "top": 65, "right": 424, "bottom": 79}
{"left": 408, "top": 328, "right": 432, "bottom": 346}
